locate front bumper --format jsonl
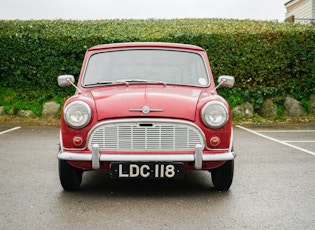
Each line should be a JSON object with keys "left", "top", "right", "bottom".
{"left": 58, "top": 144, "right": 236, "bottom": 170}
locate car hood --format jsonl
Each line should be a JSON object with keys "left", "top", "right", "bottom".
{"left": 90, "top": 85, "right": 203, "bottom": 121}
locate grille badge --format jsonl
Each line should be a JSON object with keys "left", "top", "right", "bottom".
{"left": 129, "top": 106, "right": 163, "bottom": 114}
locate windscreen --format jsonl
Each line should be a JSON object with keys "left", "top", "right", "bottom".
{"left": 83, "top": 49, "right": 209, "bottom": 87}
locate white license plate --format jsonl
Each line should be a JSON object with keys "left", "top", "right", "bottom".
{"left": 110, "top": 162, "right": 184, "bottom": 179}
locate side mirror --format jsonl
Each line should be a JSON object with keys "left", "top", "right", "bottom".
{"left": 218, "top": 75, "right": 234, "bottom": 88}
{"left": 58, "top": 75, "right": 75, "bottom": 87}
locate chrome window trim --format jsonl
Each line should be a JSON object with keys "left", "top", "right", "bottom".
{"left": 81, "top": 48, "right": 211, "bottom": 88}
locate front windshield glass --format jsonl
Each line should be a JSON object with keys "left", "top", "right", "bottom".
{"left": 82, "top": 49, "right": 209, "bottom": 87}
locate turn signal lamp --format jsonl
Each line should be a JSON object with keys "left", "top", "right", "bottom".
{"left": 210, "top": 136, "right": 220, "bottom": 147}
{"left": 73, "top": 136, "right": 83, "bottom": 146}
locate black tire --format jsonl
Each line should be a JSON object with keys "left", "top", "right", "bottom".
{"left": 59, "top": 159, "right": 83, "bottom": 191}
{"left": 211, "top": 160, "right": 234, "bottom": 191}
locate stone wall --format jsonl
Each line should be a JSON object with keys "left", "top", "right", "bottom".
{"left": 1, "top": 94, "right": 315, "bottom": 120}
{"left": 232, "top": 94, "right": 315, "bottom": 120}
{"left": 0, "top": 101, "right": 60, "bottom": 119}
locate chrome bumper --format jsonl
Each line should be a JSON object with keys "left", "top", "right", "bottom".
{"left": 58, "top": 144, "right": 236, "bottom": 170}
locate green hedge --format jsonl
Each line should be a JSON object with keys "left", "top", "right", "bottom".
{"left": 0, "top": 19, "right": 315, "bottom": 112}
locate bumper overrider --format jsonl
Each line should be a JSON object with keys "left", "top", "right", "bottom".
{"left": 58, "top": 144, "right": 235, "bottom": 170}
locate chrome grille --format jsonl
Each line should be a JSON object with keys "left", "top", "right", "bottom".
{"left": 87, "top": 119, "right": 204, "bottom": 151}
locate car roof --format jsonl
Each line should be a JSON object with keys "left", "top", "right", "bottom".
{"left": 88, "top": 42, "right": 205, "bottom": 52}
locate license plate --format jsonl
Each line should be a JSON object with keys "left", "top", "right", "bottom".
{"left": 110, "top": 162, "right": 184, "bottom": 179}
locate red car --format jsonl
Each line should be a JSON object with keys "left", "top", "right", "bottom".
{"left": 57, "top": 42, "right": 235, "bottom": 191}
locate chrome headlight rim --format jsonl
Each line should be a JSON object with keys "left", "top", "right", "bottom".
{"left": 64, "top": 101, "right": 92, "bottom": 129}
{"left": 201, "top": 101, "right": 229, "bottom": 129}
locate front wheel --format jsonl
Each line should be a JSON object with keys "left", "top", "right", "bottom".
{"left": 59, "top": 159, "right": 83, "bottom": 191}
{"left": 210, "top": 160, "right": 234, "bottom": 191}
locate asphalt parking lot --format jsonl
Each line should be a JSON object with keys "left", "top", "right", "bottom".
{"left": 0, "top": 124, "right": 314, "bottom": 229}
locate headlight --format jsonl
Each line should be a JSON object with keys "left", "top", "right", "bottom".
{"left": 201, "top": 101, "right": 229, "bottom": 129}
{"left": 64, "top": 101, "right": 91, "bottom": 129}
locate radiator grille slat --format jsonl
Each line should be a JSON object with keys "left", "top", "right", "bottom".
{"left": 88, "top": 120, "right": 204, "bottom": 151}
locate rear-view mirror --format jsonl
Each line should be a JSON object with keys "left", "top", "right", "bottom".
{"left": 58, "top": 75, "right": 75, "bottom": 87}
{"left": 218, "top": 75, "right": 234, "bottom": 88}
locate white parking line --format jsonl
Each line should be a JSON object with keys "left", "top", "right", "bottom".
{"left": 0, "top": 126, "right": 21, "bottom": 135}
{"left": 284, "top": 141, "right": 315, "bottom": 143}
{"left": 236, "top": 125, "right": 315, "bottom": 157}
{"left": 258, "top": 130, "right": 315, "bottom": 133}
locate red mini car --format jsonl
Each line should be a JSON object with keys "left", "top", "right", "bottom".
{"left": 57, "top": 42, "right": 235, "bottom": 191}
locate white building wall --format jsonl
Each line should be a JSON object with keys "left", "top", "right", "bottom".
{"left": 286, "top": 0, "right": 312, "bottom": 19}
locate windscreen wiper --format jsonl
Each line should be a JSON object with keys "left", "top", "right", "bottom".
{"left": 84, "top": 80, "right": 129, "bottom": 87}
{"left": 121, "top": 79, "right": 167, "bottom": 85}
{"left": 85, "top": 79, "right": 167, "bottom": 87}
